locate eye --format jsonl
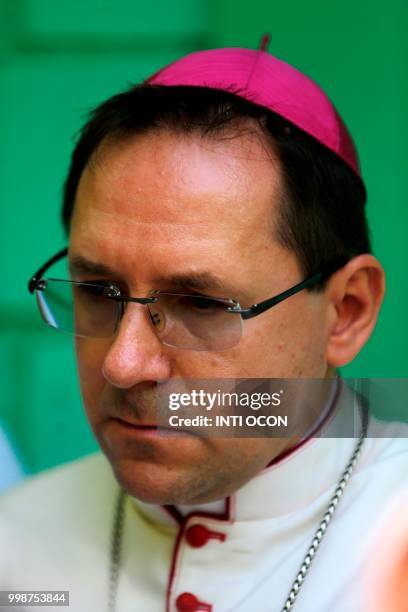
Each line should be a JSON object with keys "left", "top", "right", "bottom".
{"left": 192, "top": 297, "right": 219, "bottom": 310}
{"left": 178, "top": 295, "right": 226, "bottom": 313}
{"left": 76, "top": 281, "right": 121, "bottom": 299}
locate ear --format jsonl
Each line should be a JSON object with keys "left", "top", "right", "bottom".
{"left": 325, "top": 254, "right": 385, "bottom": 367}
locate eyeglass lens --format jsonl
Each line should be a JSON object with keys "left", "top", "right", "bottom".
{"left": 35, "top": 280, "right": 242, "bottom": 351}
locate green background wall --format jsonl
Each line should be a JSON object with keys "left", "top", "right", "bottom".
{"left": 1, "top": 0, "right": 407, "bottom": 475}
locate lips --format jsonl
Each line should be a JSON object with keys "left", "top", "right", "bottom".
{"left": 108, "top": 416, "right": 193, "bottom": 441}
{"left": 114, "top": 417, "right": 158, "bottom": 429}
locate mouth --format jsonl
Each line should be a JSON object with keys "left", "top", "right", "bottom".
{"left": 113, "top": 417, "right": 159, "bottom": 432}
{"left": 116, "top": 418, "right": 158, "bottom": 428}
{"left": 110, "top": 417, "right": 191, "bottom": 438}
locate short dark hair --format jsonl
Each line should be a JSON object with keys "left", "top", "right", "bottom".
{"left": 62, "top": 85, "right": 370, "bottom": 284}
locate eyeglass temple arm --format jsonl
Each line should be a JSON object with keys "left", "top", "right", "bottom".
{"left": 28, "top": 247, "right": 68, "bottom": 294}
{"left": 236, "top": 259, "right": 349, "bottom": 320}
{"left": 237, "top": 273, "right": 322, "bottom": 319}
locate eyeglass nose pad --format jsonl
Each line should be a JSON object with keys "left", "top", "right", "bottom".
{"left": 149, "top": 305, "right": 166, "bottom": 333}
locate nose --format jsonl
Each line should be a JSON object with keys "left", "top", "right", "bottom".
{"left": 102, "top": 304, "right": 172, "bottom": 389}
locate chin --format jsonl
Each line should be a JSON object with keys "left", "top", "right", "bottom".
{"left": 108, "top": 456, "right": 194, "bottom": 505}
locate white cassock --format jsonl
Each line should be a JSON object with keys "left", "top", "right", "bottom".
{"left": 0, "top": 382, "right": 407, "bottom": 612}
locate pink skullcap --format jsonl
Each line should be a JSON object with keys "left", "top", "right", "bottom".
{"left": 147, "top": 47, "right": 364, "bottom": 187}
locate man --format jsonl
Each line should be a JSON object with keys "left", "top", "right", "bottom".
{"left": 1, "top": 43, "right": 407, "bottom": 612}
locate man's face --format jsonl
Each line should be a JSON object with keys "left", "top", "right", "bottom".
{"left": 69, "top": 128, "right": 331, "bottom": 505}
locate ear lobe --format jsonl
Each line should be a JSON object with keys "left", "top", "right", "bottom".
{"left": 326, "top": 255, "right": 385, "bottom": 368}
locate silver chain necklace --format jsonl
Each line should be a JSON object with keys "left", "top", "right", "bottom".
{"left": 108, "top": 410, "right": 368, "bottom": 612}
{"left": 280, "top": 407, "right": 367, "bottom": 611}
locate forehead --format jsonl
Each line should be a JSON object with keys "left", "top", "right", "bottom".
{"left": 69, "top": 129, "right": 285, "bottom": 285}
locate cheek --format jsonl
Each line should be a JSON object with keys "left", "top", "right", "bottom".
{"left": 75, "top": 337, "right": 110, "bottom": 409}
{"left": 168, "top": 319, "right": 302, "bottom": 378}
{"left": 235, "top": 299, "right": 328, "bottom": 377}
{"left": 170, "top": 344, "right": 257, "bottom": 378}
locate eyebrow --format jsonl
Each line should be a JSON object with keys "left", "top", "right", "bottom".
{"left": 156, "top": 272, "right": 227, "bottom": 293}
{"left": 69, "top": 255, "right": 247, "bottom": 299}
{"left": 69, "top": 256, "right": 116, "bottom": 277}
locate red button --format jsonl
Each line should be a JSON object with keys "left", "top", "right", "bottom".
{"left": 185, "top": 524, "right": 210, "bottom": 547}
{"left": 185, "top": 524, "right": 226, "bottom": 548}
{"left": 175, "top": 592, "right": 212, "bottom": 611}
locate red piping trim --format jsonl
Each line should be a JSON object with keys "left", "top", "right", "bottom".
{"left": 164, "top": 498, "right": 232, "bottom": 612}
{"left": 163, "top": 504, "right": 184, "bottom": 525}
